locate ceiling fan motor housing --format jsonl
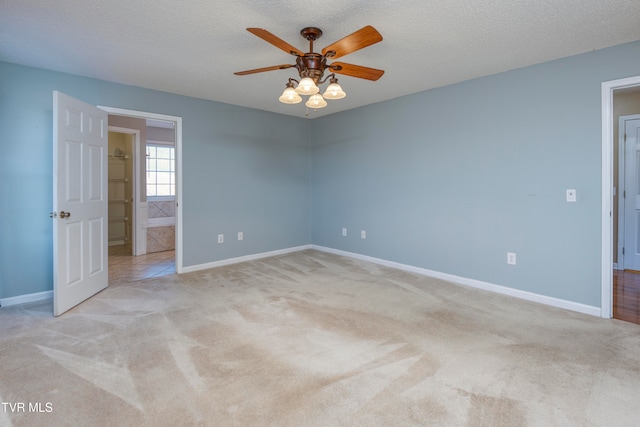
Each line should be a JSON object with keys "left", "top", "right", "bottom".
{"left": 297, "top": 54, "right": 327, "bottom": 81}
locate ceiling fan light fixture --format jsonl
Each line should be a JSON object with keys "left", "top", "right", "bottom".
{"left": 306, "top": 93, "right": 327, "bottom": 109}
{"left": 235, "top": 25, "right": 384, "bottom": 112}
{"left": 323, "top": 78, "right": 346, "bottom": 100}
{"left": 279, "top": 83, "right": 302, "bottom": 104}
{"left": 295, "top": 77, "right": 319, "bottom": 95}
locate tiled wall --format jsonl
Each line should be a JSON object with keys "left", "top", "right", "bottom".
{"left": 147, "top": 200, "right": 175, "bottom": 253}
{"left": 147, "top": 226, "right": 175, "bottom": 253}
{"left": 148, "top": 200, "right": 175, "bottom": 218}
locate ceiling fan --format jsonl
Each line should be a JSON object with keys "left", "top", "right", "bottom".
{"left": 234, "top": 26, "right": 384, "bottom": 109}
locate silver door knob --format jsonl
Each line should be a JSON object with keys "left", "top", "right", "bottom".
{"left": 59, "top": 211, "right": 71, "bottom": 218}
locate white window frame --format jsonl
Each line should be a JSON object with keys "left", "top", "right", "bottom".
{"left": 146, "top": 139, "right": 176, "bottom": 200}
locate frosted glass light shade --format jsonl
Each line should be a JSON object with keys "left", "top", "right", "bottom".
{"left": 323, "top": 82, "right": 346, "bottom": 100}
{"left": 295, "top": 77, "right": 319, "bottom": 95}
{"left": 305, "top": 93, "right": 327, "bottom": 109}
{"left": 279, "top": 86, "right": 302, "bottom": 104}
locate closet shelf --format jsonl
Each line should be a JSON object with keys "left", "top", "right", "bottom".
{"left": 108, "top": 148, "right": 130, "bottom": 244}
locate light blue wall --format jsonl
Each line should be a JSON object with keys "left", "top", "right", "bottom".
{"left": 310, "top": 40, "right": 640, "bottom": 308}
{"left": 0, "top": 62, "right": 310, "bottom": 299}
{"left": 3, "top": 39, "right": 640, "bottom": 306}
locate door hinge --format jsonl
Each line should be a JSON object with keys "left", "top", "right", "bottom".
{"left": 623, "top": 247, "right": 625, "bottom": 255}
{"left": 624, "top": 133, "right": 627, "bottom": 143}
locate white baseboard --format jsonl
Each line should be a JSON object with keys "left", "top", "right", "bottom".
{"left": 0, "top": 290, "right": 53, "bottom": 308}
{"left": 181, "top": 245, "right": 313, "bottom": 274}
{"left": 311, "top": 245, "right": 601, "bottom": 317}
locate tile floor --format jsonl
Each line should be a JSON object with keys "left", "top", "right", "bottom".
{"left": 108, "top": 244, "right": 175, "bottom": 283}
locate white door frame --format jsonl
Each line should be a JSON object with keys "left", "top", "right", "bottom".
{"left": 601, "top": 75, "right": 640, "bottom": 318}
{"left": 99, "top": 106, "right": 183, "bottom": 274}
{"left": 108, "top": 126, "right": 143, "bottom": 255}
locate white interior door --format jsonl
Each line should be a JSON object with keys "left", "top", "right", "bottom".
{"left": 53, "top": 91, "right": 108, "bottom": 316}
{"left": 623, "top": 116, "right": 640, "bottom": 271}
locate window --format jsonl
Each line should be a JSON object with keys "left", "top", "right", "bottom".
{"left": 146, "top": 144, "right": 175, "bottom": 197}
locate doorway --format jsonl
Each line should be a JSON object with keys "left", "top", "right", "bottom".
{"left": 616, "top": 113, "right": 640, "bottom": 271}
{"left": 101, "top": 106, "right": 183, "bottom": 277}
{"left": 602, "top": 76, "right": 640, "bottom": 322}
{"left": 612, "top": 97, "right": 640, "bottom": 324}
{"left": 106, "top": 126, "right": 177, "bottom": 284}
{"left": 107, "top": 118, "right": 178, "bottom": 283}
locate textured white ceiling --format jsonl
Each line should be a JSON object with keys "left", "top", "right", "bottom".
{"left": 2, "top": 0, "right": 640, "bottom": 119}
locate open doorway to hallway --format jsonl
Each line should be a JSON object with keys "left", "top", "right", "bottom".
{"left": 611, "top": 85, "right": 640, "bottom": 324}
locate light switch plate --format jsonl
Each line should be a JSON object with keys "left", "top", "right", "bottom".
{"left": 566, "top": 189, "right": 576, "bottom": 202}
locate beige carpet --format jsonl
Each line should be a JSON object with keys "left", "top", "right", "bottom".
{"left": 1, "top": 250, "right": 639, "bottom": 426}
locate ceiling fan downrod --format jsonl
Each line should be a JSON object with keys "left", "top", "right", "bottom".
{"left": 300, "top": 27, "right": 322, "bottom": 52}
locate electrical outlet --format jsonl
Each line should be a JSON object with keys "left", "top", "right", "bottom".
{"left": 507, "top": 252, "right": 516, "bottom": 265}
{"left": 342, "top": 228, "right": 347, "bottom": 237}
{"left": 361, "top": 230, "right": 366, "bottom": 239}
{"left": 218, "top": 234, "right": 224, "bottom": 243}
{"left": 238, "top": 232, "right": 243, "bottom": 241}
{"left": 566, "top": 189, "right": 577, "bottom": 202}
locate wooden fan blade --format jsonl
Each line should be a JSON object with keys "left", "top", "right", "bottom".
{"left": 330, "top": 62, "right": 384, "bottom": 81}
{"left": 246, "top": 28, "right": 304, "bottom": 56}
{"left": 321, "top": 25, "right": 383, "bottom": 60}
{"left": 234, "top": 64, "right": 295, "bottom": 76}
